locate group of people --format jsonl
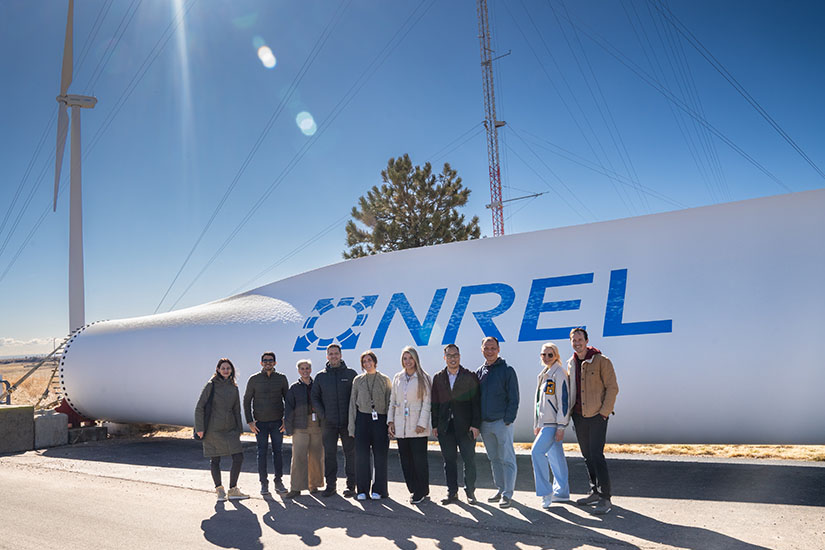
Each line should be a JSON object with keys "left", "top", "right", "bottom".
{"left": 193, "top": 328, "right": 619, "bottom": 515}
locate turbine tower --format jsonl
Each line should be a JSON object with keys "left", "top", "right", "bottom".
{"left": 53, "top": 0, "right": 96, "bottom": 332}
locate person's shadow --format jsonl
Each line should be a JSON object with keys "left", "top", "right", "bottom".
{"left": 201, "top": 500, "right": 264, "bottom": 550}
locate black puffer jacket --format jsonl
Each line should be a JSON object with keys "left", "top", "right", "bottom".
{"left": 310, "top": 361, "right": 357, "bottom": 428}
{"left": 284, "top": 379, "right": 314, "bottom": 435}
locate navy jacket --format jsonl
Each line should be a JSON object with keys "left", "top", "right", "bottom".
{"left": 476, "top": 357, "right": 519, "bottom": 424}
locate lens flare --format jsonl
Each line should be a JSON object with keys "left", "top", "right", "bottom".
{"left": 233, "top": 13, "right": 258, "bottom": 29}
{"left": 257, "top": 46, "right": 276, "bottom": 69}
{"left": 252, "top": 35, "right": 265, "bottom": 49}
{"left": 295, "top": 111, "right": 317, "bottom": 136}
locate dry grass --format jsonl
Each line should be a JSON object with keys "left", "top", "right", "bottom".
{"left": 0, "top": 361, "right": 57, "bottom": 407}
{"left": 512, "top": 442, "right": 825, "bottom": 461}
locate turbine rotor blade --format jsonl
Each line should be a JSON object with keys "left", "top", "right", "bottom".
{"left": 60, "top": 0, "right": 74, "bottom": 95}
{"left": 54, "top": 103, "right": 69, "bottom": 211}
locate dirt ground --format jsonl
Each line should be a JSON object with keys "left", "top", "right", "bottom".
{"left": 4, "top": 360, "right": 823, "bottom": 462}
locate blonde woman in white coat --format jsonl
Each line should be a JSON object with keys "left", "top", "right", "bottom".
{"left": 531, "top": 342, "right": 573, "bottom": 509}
{"left": 388, "top": 346, "right": 432, "bottom": 504}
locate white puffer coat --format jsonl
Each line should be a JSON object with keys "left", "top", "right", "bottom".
{"left": 388, "top": 370, "right": 432, "bottom": 438}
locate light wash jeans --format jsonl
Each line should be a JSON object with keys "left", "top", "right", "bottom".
{"left": 480, "top": 419, "right": 517, "bottom": 498}
{"left": 531, "top": 426, "right": 569, "bottom": 499}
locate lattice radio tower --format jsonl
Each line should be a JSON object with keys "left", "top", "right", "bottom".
{"left": 476, "top": 0, "right": 506, "bottom": 236}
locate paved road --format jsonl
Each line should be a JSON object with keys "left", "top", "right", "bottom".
{"left": 2, "top": 438, "right": 823, "bottom": 549}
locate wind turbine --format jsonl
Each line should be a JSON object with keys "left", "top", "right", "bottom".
{"left": 53, "top": 0, "right": 96, "bottom": 333}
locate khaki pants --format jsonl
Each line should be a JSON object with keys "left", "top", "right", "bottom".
{"left": 290, "top": 426, "right": 323, "bottom": 491}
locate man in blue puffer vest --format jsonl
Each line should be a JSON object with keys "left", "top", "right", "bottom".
{"left": 476, "top": 336, "right": 519, "bottom": 508}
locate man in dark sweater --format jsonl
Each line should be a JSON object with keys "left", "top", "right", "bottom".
{"left": 243, "top": 351, "right": 289, "bottom": 495}
{"left": 476, "top": 336, "right": 519, "bottom": 508}
{"left": 310, "top": 343, "right": 358, "bottom": 497}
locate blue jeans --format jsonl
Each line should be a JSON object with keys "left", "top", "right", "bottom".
{"left": 255, "top": 419, "right": 283, "bottom": 483}
{"left": 531, "top": 426, "right": 569, "bottom": 499}
{"left": 480, "top": 419, "right": 517, "bottom": 498}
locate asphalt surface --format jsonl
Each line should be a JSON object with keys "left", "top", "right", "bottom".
{"left": 1, "top": 437, "right": 823, "bottom": 549}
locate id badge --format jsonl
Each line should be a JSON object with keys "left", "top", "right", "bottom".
{"left": 404, "top": 406, "right": 410, "bottom": 417}
{"left": 371, "top": 410, "right": 378, "bottom": 421}
{"left": 311, "top": 412, "right": 317, "bottom": 422}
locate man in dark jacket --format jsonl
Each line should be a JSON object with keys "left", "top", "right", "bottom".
{"left": 244, "top": 351, "right": 289, "bottom": 495}
{"left": 431, "top": 344, "right": 481, "bottom": 505}
{"left": 476, "top": 336, "right": 519, "bottom": 508}
{"left": 310, "top": 343, "right": 357, "bottom": 497}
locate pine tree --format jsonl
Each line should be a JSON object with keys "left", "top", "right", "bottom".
{"left": 344, "top": 154, "right": 481, "bottom": 259}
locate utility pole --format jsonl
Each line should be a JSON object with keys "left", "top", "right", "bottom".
{"left": 476, "top": 0, "right": 506, "bottom": 237}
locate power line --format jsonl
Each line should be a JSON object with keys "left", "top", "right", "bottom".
{"left": 648, "top": 0, "right": 825, "bottom": 181}
{"left": 165, "top": 0, "right": 438, "bottom": 311}
{"left": 514, "top": 126, "right": 686, "bottom": 208}
{"left": 0, "top": 0, "right": 114, "bottom": 260}
{"left": 153, "top": 0, "right": 353, "bottom": 313}
{"left": 551, "top": 6, "right": 790, "bottom": 191}
{"left": 229, "top": 214, "right": 349, "bottom": 296}
{"left": 507, "top": 0, "right": 636, "bottom": 216}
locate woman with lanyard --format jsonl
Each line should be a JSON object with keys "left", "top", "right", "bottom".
{"left": 348, "top": 350, "right": 392, "bottom": 500}
{"left": 388, "top": 346, "right": 432, "bottom": 504}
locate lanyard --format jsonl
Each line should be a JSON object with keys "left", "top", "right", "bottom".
{"left": 365, "top": 372, "right": 378, "bottom": 409}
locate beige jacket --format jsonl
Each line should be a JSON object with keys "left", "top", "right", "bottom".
{"left": 347, "top": 371, "right": 392, "bottom": 437}
{"left": 566, "top": 352, "right": 618, "bottom": 418}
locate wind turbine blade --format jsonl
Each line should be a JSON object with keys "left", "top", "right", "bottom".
{"left": 54, "top": 103, "right": 69, "bottom": 211}
{"left": 60, "top": 0, "right": 74, "bottom": 94}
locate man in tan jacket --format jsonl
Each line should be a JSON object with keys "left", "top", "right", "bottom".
{"left": 568, "top": 328, "right": 618, "bottom": 515}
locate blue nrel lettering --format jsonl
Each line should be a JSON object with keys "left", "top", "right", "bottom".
{"left": 441, "top": 283, "right": 515, "bottom": 344}
{"left": 517, "top": 273, "right": 594, "bottom": 341}
{"left": 370, "top": 289, "right": 447, "bottom": 348}
{"left": 603, "top": 269, "right": 672, "bottom": 336}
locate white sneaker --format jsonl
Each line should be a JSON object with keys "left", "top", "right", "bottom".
{"left": 370, "top": 492, "right": 382, "bottom": 500}
{"left": 541, "top": 495, "right": 552, "bottom": 509}
{"left": 215, "top": 485, "right": 227, "bottom": 502}
{"left": 356, "top": 493, "right": 368, "bottom": 501}
{"left": 552, "top": 495, "right": 571, "bottom": 503}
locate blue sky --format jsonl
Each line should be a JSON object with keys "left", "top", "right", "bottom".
{"left": 1, "top": 0, "right": 823, "bottom": 357}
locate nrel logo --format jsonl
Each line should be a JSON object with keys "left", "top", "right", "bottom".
{"left": 292, "top": 268, "right": 672, "bottom": 352}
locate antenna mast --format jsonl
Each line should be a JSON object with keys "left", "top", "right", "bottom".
{"left": 476, "top": 0, "right": 506, "bottom": 237}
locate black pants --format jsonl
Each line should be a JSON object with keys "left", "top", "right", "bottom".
{"left": 572, "top": 413, "right": 611, "bottom": 498}
{"left": 210, "top": 453, "right": 243, "bottom": 488}
{"left": 354, "top": 411, "right": 389, "bottom": 496}
{"left": 322, "top": 423, "right": 356, "bottom": 490}
{"left": 397, "top": 437, "right": 429, "bottom": 499}
{"left": 437, "top": 419, "right": 477, "bottom": 495}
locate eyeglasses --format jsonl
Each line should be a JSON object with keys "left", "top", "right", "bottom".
{"left": 541, "top": 353, "right": 554, "bottom": 357}
{"left": 445, "top": 353, "right": 460, "bottom": 358}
